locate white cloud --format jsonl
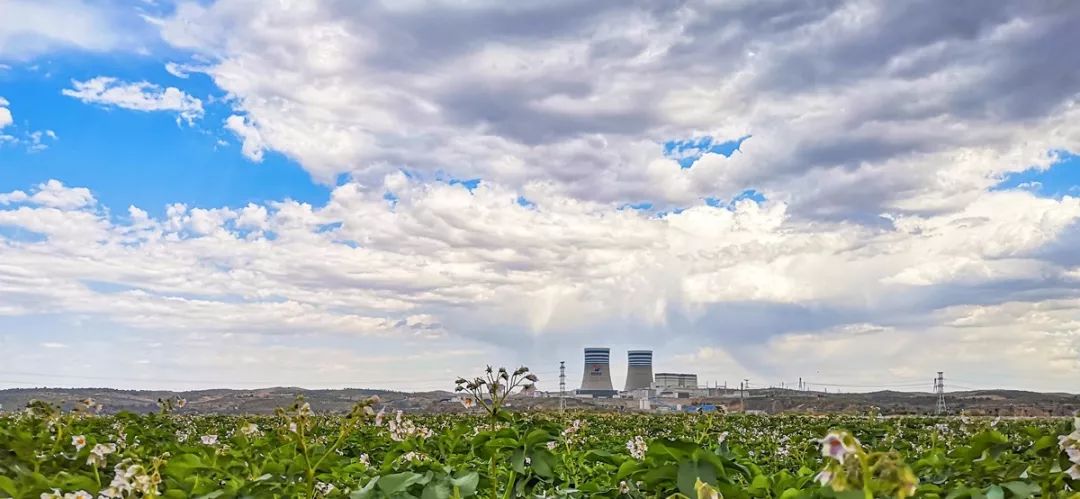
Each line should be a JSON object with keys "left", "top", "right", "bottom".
{"left": 62, "top": 77, "right": 204, "bottom": 125}
{"left": 0, "top": 0, "right": 124, "bottom": 60}
{"left": 153, "top": 1, "right": 1080, "bottom": 211}
{"left": 0, "top": 179, "right": 95, "bottom": 209}
{"left": 224, "top": 114, "right": 266, "bottom": 161}
{"left": 5, "top": 1, "right": 1080, "bottom": 391}
{"left": 1, "top": 177, "right": 1079, "bottom": 390}
{"left": 164, "top": 62, "right": 190, "bottom": 78}
{"left": 0, "top": 96, "right": 11, "bottom": 129}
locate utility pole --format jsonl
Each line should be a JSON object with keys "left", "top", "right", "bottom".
{"left": 558, "top": 361, "right": 566, "bottom": 413}
{"left": 934, "top": 371, "right": 947, "bottom": 415}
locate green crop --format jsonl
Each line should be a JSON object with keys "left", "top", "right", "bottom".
{"left": 2, "top": 372, "right": 1080, "bottom": 498}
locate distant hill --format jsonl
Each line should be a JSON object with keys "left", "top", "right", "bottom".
{"left": 0, "top": 387, "right": 458, "bottom": 415}
{"left": 1, "top": 386, "right": 1077, "bottom": 416}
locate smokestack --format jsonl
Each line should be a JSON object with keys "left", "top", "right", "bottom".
{"left": 624, "top": 350, "right": 653, "bottom": 391}
{"left": 579, "top": 347, "right": 613, "bottom": 392}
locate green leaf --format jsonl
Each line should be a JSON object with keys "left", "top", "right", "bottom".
{"left": 450, "top": 472, "right": 479, "bottom": 497}
{"left": 378, "top": 472, "right": 425, "bottom": 494}
{"left": 529, "top": 449, "right": 556, "bottom": 479}
{"left": 0, "top": 476, "right": 16, "bottom": 497}
{"left": 484, "top": 437, "right": 520, "bottom": 450}
{"left": 193, "top": 491, "right": 226, "bottom": 499}
{"left": 1000, "top": 481, "right": 1039, "bottom": 498}
{"left": 350, "top": 477, "right": 379, "bottom": 499}
{"left": 422, "top": 481, "right": 451, "bottom": 499}
{"left": 524, "top": 429, "right": 553, "bottom": 448}
{"left": 677, "top": 461, "right": 717, "bottom": 497}
{"left": 986, "top": 485, "right": 1004, "bottom": 499}
{"left": 616, "top": 459, "right": 643, "bottom": 481}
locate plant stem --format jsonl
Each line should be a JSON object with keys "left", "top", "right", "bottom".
{"left": 501, "top": 470, "right": 517, "bottom": 499}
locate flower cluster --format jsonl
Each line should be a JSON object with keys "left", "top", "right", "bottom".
{"left": 99, "top": 460, "right": 162, "bottom": 498}
{"left": 814, "top": 430, "right": 917, "bottom": 498}
{"left": 314, "top": 481, "right": 335, "bottom": 497}
{"left": 399, "top": 451, "right": 427, "bottom": 462}
{"left": 453, "top": 365, "right": 538, "bottom": 422}
{"left": 387, "top": 410, "right": 434, "bottom": 441}
{"left": 86, "top": 443, "right": 117, "bottom": 468}
{"left": 1060, "top": 417, "right": 1080, "bottom": 480}
{"left": 626, "top": 435, "right": 648, "bottom": 460}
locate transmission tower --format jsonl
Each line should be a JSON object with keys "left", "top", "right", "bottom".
{"left": 558, "top": 361, "right": 566, "bottom": 413}
{"left": 934, "top": 371, "right": 948, "bottom": 415}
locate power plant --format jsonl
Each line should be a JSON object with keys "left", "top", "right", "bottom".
{"left": 654, "top": 372, "right": 698, "bottom": 389}
{"left": 623, "top": 350, "right": 653, "bottom": 391}
{"left": 575, "top": 347, "right": 699, "bottom": 399}
{"left": 578, "top": 347, "right": 616, "bottom": 396}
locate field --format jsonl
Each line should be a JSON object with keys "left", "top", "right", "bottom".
{"left": 2, "top": 393, "right": 1080, "bottom": 499}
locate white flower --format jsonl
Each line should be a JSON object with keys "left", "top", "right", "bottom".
{"left": 1067, "top": 447, "right": 1080, "bottom": 464}
{"left": 175, "top": 398, "right": 187, "bottom": 408}
{"left": 626, "top": 436, "right": 648, "bottom": 460}
{"left": 819, "top": 432, "right": 856, "bottom": 462}
{"left": 815, "top": 470, "right": 833, "bottom": 486}
{"left": 240, "top": 423, "right": 260, "bottom": 437}
{"left": 618, "top": 481, "right": 630, "bottom": 494}
{"left": 314, "top": 482, "right": 335, "bottom": 496}
{"left": 546, "top": 441, "right": 557, "bottom": 450}
{"left": 358, "top": 453, "right": 370, "bottom": 466}
{"left": 63, "top": 492, "right": 92, "bottom": 499}
{"left": 717, "top": 431, "right": 729, "bottom": 445}
{"left": 1068, "top": 464, "right": 1080, "bottom": 480}
{"left": 86, "top": 443, "right": 116, "bottom": 468}
{"left": 200, "top": 434, "right": 218, "bottom": 446}
{"left": 374, "top": 407, "right": 386, "bottom": 426}
{"left": 71, "top": 435, "right": 87, "bottom": 451}
{"left": 40, "top": 489, "right": 63, "bottom": 499}
{"left": 288, "top": 422, "right": 298, "bottom": 433}
{"left": 400, "top": 451, "right": 427, "bottom": 462}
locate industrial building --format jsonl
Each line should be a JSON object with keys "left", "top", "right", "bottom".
{"left": 623, "top": 350, "right": 653, "bottom": 391}
{"left": 654, "top": 372, "right": 698, "bottom": 389}
{"left": 577, "top": 347, "right": 617, "bottom": 397}
{"left": 570, "top": 347, "right": 701, "bottom": 400}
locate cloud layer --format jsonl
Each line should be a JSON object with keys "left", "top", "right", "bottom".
{"left": 1, "top": 174, "right": 1078, "bottom": 390}
{"left": 3, "top": 0, "right": 1080, "bottom": 391}
{"left": 157, "top": 0, "right": 1080, "bottom": 215}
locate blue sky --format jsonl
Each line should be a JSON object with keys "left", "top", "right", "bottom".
{"left": 2, "top": 0, "right": 1080, "bottom": 393}
{"left": 1, "top": 56, "right": 329, "bottom": 216}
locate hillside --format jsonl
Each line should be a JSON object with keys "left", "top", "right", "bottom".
{"left": 2, "top": 386, "right": 1077, "bottom": 416}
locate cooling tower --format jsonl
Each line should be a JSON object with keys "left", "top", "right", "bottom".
{"left": 624, "top": 350, "right": 653, "bottom": 391}
{"left": 579, "top": 347, "right": 614, "bottom": 392}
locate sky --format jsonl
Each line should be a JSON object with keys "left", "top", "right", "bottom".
{"left": 1, "top": 0, "right": 1079, "bottom": 394}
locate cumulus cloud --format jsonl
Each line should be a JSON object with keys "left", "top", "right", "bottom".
{"left": 0, "top": 180, "right": 95, "bottom": 209}
{"left": 154, "top": 0, "right": 1080, "bottom": 215}
{"left": 6, "top": 1, "right": 1080, "bottom": 391}
{"left": 62, "top": 77, "right": 205, "bottom": 125}
{"left": 224, "top": 114, "right": 266, "bottom": 161}
{"left": 1, "top": 177, "right": 1079, "bottom": 390}
{"left": 0, "top": 0, "right": 125, "bottom": 60}
{"left": 0, "top": 96, "right": 11, "bottom": 130}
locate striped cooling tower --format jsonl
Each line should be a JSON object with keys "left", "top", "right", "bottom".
{"left": 624, "top": 350, "right": 653, "bottom": 391}
{"left": 579, "top": 347, "right": 614, "bottom": 391}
